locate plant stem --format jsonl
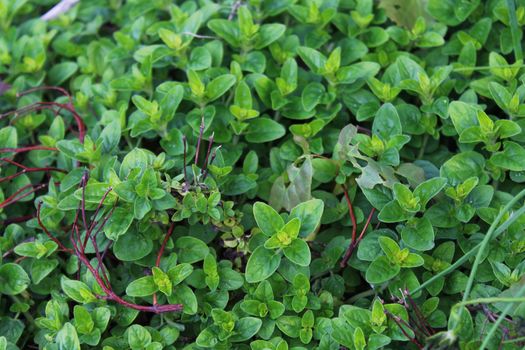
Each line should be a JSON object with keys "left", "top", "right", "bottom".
{"left": 0, "top": 158, "right": 66, "bottom": 183}
{"left": 457, "top": 296, "right": 525, "bottom": 307}
{"left": 413, "top": 202, "right": 525, "bottom": 294}
{"left": 506, "top": 0, "right": 523, "bottom": 61}
{"left": 417, "top": 134, "right": 429, "bottom": 159}
{"left": 456, "top": 189, "right": 525, "bottom": 325}
{"left": 9, "top": 295, "right": 35, "bottom": 327}
{"left": 480, "top": 283, "right": 525, "bottom": 349}
{"left": 0, "top": 146, "right": 57, "bottom": 153}
{"left": 342, "top": 185, "right": 357, "bottom": 243}
{"left": 503, "top": 335, "right": 525, "bottom": 344}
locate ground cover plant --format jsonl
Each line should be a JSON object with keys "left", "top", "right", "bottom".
{"left": 2, "top": 0, "right": 525, "bottom": 349}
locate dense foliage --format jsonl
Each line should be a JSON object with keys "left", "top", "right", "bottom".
{"left": 1, "top": 0, "right": 525, "bottom": 349}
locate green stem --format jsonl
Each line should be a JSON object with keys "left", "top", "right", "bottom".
{"left": 480, "top": 283, "right": 525, "bottom": 349}
{"left": 503, "top": 335, "right": 525, "bottom": 344}
{"left": 453, "top": 64, "right": 525, "bottom": 72}
{"left": 417, "top": 134, "right": 429, "bottom": 159}
{"left": 412, "top": 200, "right": 525, "bottom": 295}
{"left": 9, "top": 295, "right": 35, "bottom": 327}
{"left": 124, "top": 133, "right": 134, "bottom": 149}
{"left": 457, "top": 188, "right": 525, "bottom": 325}
{"left": 347, "top": 283, "right": 388, "bottom": 304}
{"left": 506, "top": 0, "right": 523, "bottom": 61}
{"left": 456, "top": 296, "right": 525, "bottom": 307}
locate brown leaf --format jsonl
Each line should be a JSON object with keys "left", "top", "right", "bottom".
{"left": 378, "top": 0, "right": 430, "bottom": 29}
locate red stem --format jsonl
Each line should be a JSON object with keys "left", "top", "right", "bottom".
{"left": 156, "top": 222, "right": 176, "bottom": 267}
{"left": 37, "top": 202, "right": 73, "bottom": 252}
{"left": 404, "top": 290, "right": 434, "bottom": 336}
{"left": 340, "top": 207, "right": 375, "bottom": 268}
{"left": 17, "top": 86, "right": 72, "bottom": 103}
{"left": 202, "top": 145, "right": 221, "bottom": 181}
{"left": 201, "top": 132, "right": 214, "bottom": 175}
{"left": 153, "top": 222, "right": 176, "bottom": 306}
{"left": 342, "top": 185, "right": 357, "bottom": 242}
{"left": 357, "top": 208, "right": 376, "bottom": 243}
{"left": 0, "top": 184, "right": 47, "bottom": 209}
{"left": 83, "top": 186, "right": 113, "bottom": 249}
{"left": 0, "top": 158, "right": 66, "bottom": 183}
{"left": 182, "top": 135, "right": 188, "bottom": 190}
{"left": 3, "top": 214, "right": 34, "bottom": 225}
{"left": 385, "top": 310, "right": 424, "bottom": 350}
{"left": 80, "top": 171, "right": 89, "bottom": 233}
{"left": 194, "top": 116, "right": 205, "bottom": 165}
{"left": 16, "top": 86, "right": 85, "bottom": 142}
{"left": 0, "top": 146, "right": 57, "bottom": 153}
{"left": 47, "top": 180, "right": 183, "bottom": 313}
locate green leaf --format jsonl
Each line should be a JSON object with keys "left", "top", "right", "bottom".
{"left": 14, "top": 241, "right": 53, "bottom": 259}
{"left": 113, "top": 231, "right": 153, "bottom": 261}
{"left": 230, "top": 317, "right": 263, "bottom": 342}
{"left": 393, "top": 183, "right": 419, "bottom": 212}
{"left": 152, "top": 267, "right": 172, "bottom": 296}
{"left": 400, "top": 253, "right": 424, "bottom": 267}
{"left": 169, "top": 284, "right": 198, "bottom": 315}
{"left": 205, "top": 74, "right": 236, "bottom": 102}
{"left": 104, "top": 207, "right": 134, "bottom": 240}
{"left": 372, "top": 103, "right": 402, "bottom": 140}
{"left": 496, "top": 119, "right": 521, "bottom": 138}
{"left": 413, "top": 177, "right": 447, "bottom": 207}
{"left": 56, "top": 323, "right": 81, "bottom": 350}
{"left": 132, "top": 95, "right": 158, "bottom": 116}
{"left": 189, "top": 47, "right": 212, "bottom": 70}
{"left": 276, "top": 316, "right": 302, "bottom": 338}
{"left": 126, "top": 276, "right": 158, "bottom": 297}
{"left": 0, "top": 263, "right": 30, "bottom": 295}
{"left": 208, "top": 20, "right": 240, "bottom": 47}
{"left": 244, "top": 118, "right": 285, "bottom": 143}
{"left": 0, "top": 127, "right": 17, "bottom": 149}
{"left": 489, "top": 82, "right": 512, "bottom": 111}
{"left": 73, "top": 305, "right": 94, "bottom": 334}
{"left": 60, "top": 277, "right": 96, "bottom": 303}
{"left": 448, "top": 101, "right": 479, "bottom": 135}
{"left": 99, "top": 120, "right": 121, "bottom": 153}
{"left": 378, "top": 236, "right": 401, "bottom": 259}
{"left": 283, "top": 239, "right": 311, "bottom": 266}
{"left": 56, "top": 139, "right": 83, "bottom": 159}
{"left": 336, "top": 62, "right": 380, "bottom": 84}
{"left": 168, "top": 264, "right": 193, "bottom": 285}
{"left": 175, "top": 236, "right": 209, "bottom": 263}
{"left": 401, "top": 217, "right": 435, "bottom": 251}
{"left": 234, "top": 80, "right": 253, "bottom": 110}
{"left": 366, "top": 256, "right": 400, "bottom": 284}
{"left": 297, "top": 47, "right": 326, "bottom": 73}
{"left": 160, "top": 84, "right": 184, "bottom": 121}
{"left": 254, "top": 23, "right": 286, "bottom": 49}
{"left": 253, "top": 202, "right": 284, "bottom": 236}
{"left": 289, "top": 199, "right": 324, "bottom": 238}
{"left": 31, "top": 258, "right": 59, "bottom": 284}
{"left": 427, "top": 0, "right": 479, "bottom": 26}
{"left": 301, "top": 82, "right": 325, "bottom": 111}
{"left": 378, "top": 200, "right": 412, "bottom": 223}
{"left": 440, "top": 151, "right": 486, "bottom": 186}
{"left": 332, "top": 318, "right": 355, "bottom": 348}
{"left": 120, "top": 148, "right": 149, "bottom": 178}
{"left": 128, "top": 324, "right": 152, "bottom": 350}
{"left": 490, "top": 141, "right": 525, "bottom": 171}
{"left": 245, "top": 246, "right": 282, "bottom": 283}
{"left": 49, "top": 62, "right": 78, "bottom": 85}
